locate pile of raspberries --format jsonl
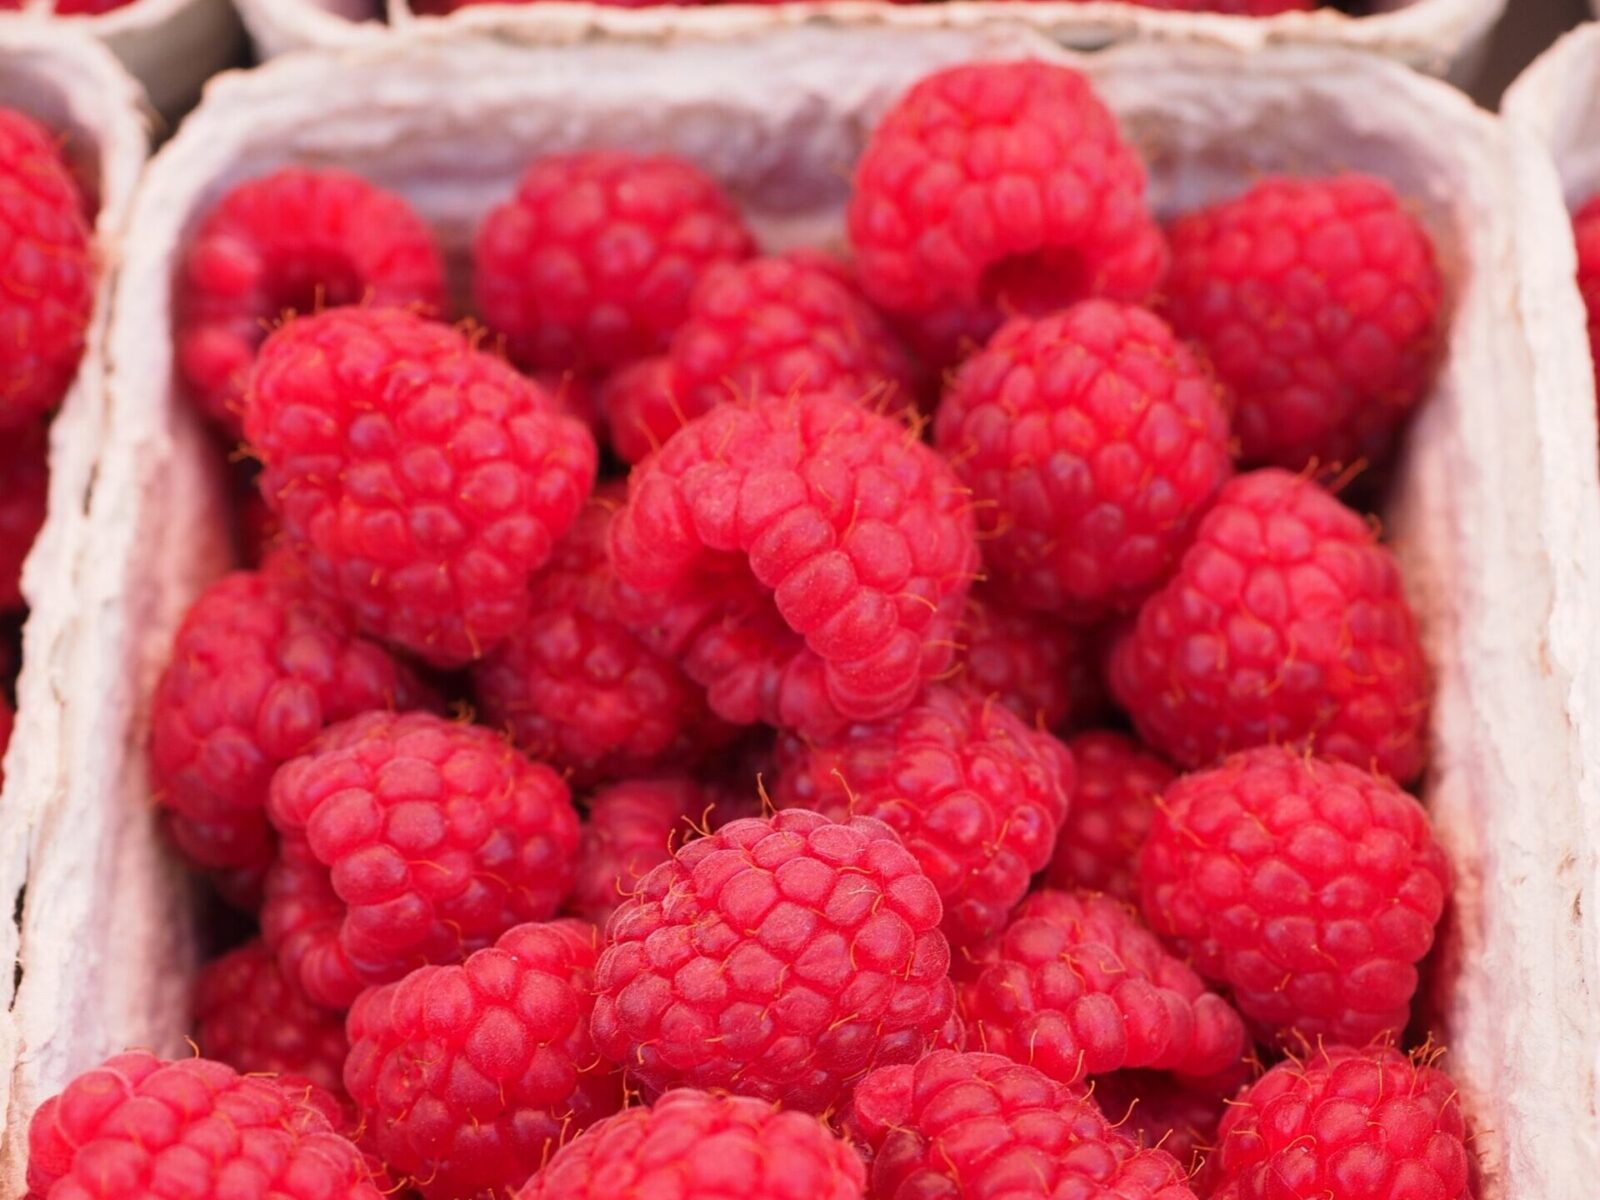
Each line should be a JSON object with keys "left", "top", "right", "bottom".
{"left": 31, "top": 58, "right": 1470, "bottom": 1200}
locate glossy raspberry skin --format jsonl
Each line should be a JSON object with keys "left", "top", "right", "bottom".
{"left": 1211, "top": 1046, "right": 1471, "bottom": 1200}
{"left": 0, "top": 108, "right": 92, "bottom": 431}
{"left": 474, "top": 151, "right": 754, "bottom": 375}
{"left": 1108, "top": 468, "right": 1430, "bottom": 782}
{"left": 517, "top": 1088, "right": 865, "bottom": 1200}
{"left": 1573, "top": 193, "right": 1600, "bottom": 396}
{"left": 954, "top": 586, "right": 1085, "bottom": 730}
{"left": 848, "top": 62, "right": 1166, "bottom": 366}
{"left": 177, "top": 168, "right": 445, "bottom": 434}
{"left": 961, "top": 889, "right": 1247, "bottom": 1087}
{"left": 936, "top": 302, "right": 1232, "bottom": 621}
{"left": 590, "top": 808, "right": 954, "bottom": 1112}
{"left": 261, "top": 711, "right": 581, "bottom": 1009}
{"left": 1045, "top": 731, "right": 1174, "bottom": 901}
{"left": 566, "top": 775, "right": 709, "bottom": 926}
{"left": 0, "top": 418, "right": 48, "bottom": 610}
{"left": 150, "top": 552, "right": 432, "bottom": 879}
{"left": 605, "top": 255, "right": 920, "bottom": 464}
{"left": 1093, "top": 1070, "right": 1226, "bottom": 1176}
{"left": 772, "top": 685, "right": 1074, "bottom": 946}
{"left": 474, "top": 489, "right": 728, "bottom": 784}
{"left": 1164, "top": 174, "right": 1442, "bottom": 472}
{"left": 246, "top": 308, "right": 598, "bottom": 667}
{"left": 344, "top": 919, "right": 623, "bottom": 1200}
{"left": 1139, "top": 746, "right": 1450, "bottom": 1047}
{"left": 846, "top": 1050, "right": 1197, "bottom": 1200}
{"left": 194, "top": 938, "right": 351, "bottom": 1098}
{"left": 25, "top": 1051, "right": 381, "bottom": 1200}
{"left": 611, "top": 392, "right": 977, "bottom": 738}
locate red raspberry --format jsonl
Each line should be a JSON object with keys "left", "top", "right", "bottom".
{"left": 1573, "top": 193, "right": 1600, "bottom": 397}
{"left": 193, "top": 938, "right": 351, "bottom": 1098}
{"left": 772, "top": 685, "right": 1074, "bottom": 946}
{"left": 935, "top": 302, "right": 1232, "bottom": 621}
{"left": 846, "top": 1050, "right": 1197, "bottom": 1200}
{"left": 566, "top": 774, "right": 709, "bottom": 926}
{"left": 1138, "top": 746, "right": 1450, "bottom": 1047}
{"left": 150, "top": 551, "right": 432, "bottom": 880}
{"left": 246, "top": 307, "right": 598, "bottom": 667}
{"left": 954, "top": 586, "right": 1085, "bottom": 730}
{"left": 0, "top": 695, "right": 13, "bottom": 792}
{"left": 474, "top": 488, "right": 729, "bottom": 783}
{"left": 261, "top": 710, "right": 580, "bottom": 1009}
{"left": 0, "top": 418, "right": 48, "bottom": 610}
{"left": 344, "top": 919, "right": 623, "bottom": 1200}
{"left": 848, "top": 62, "right": 1166, "bottom": 366}
{"left": 24, "top": 1051, "right": 380, "bottom": 1200}
{"left": 961, "top": 889, "right": 1247, "bottom": 1086}
{"left": 610, "top": 392, "right": 977, "bottom": 738}
{"left": 1210, "top": 1045, "right": 1471, "bottom": 1200}
{"left": 0, "top": 108, "right": 92, "bottom": 431}
{"left": 590, "top": 808, "right": 954, "bottom": 1112}
{"left": 1107, "top": 468, "right": 1429, "bottom": 781}
{"left": 517, "top": 1088, "right": 865, "bottom": 1200}
{"left": 177, "top": 168, "right": 446, "bottom": 434}
{"left": 597, "top": 356, "right": 680, "bottom": 464}
{"left": 1045, "top": 731, "right": 1174, "bottom": 901}
{"left": 605, "top": 255, "right": 921, "bottom": 464}
{"left": 1164, "top": 174, "right": 1442, "bottom": 472}
{"left": 1093, "top": 1070, "right": 1226, "bottom": 1176}
{"left": 25, "top": 0, "right": 142, "bottom": 11}
{"left": 474, "top": 151, "right": 755, "bottom": 375}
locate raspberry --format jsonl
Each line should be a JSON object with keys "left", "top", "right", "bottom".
{"left": 1045, "top": 731, "right": 1174, "bottom": 901}
{"left": 344, "top": 919, "right": 624, "bottom": 1200}
{"left": 845, "top": 1050, "right": 1197, "bottom": 1200}
{"left": 1138, "top": 745, "right": 1450, "bottom": 1047}
{"left": 935, "top": 302, "right": 1232, "bottom": 621}
{"left": 150, "top": 551, "right": 432, "bottom": 879}
{"left": 0, "top": 695, "right": 14, "bottom": 792}
{"left": 473, "top": 487, "right": 729, "bottom": 783}
{"left": 246, "top": 307, "right": 598, "bottom": 667}
{"left": 1573, "top": 193, "right": 1600, "bottom": 396}
{"left": 566, "top": 775, "right": 709, "bottom": 926}
{"left": 597, "top": 356, "right": 681, "bottom": 465}
{"left": 474, "top": 151, "right": 755, "bottom": 375}
{"left": 1107, "top": 469, "right": 1429, "bottom": 781}
{"left": 590, "top": 808, "right": 954, "bottom": 1112}
{"left": 772, "top": 685, "right": 1074, "bottom": 946}
{"left": 517, "top": 1088, "right": 866, "bottom": 1200}
{"left": 261, "top": 710, "right": 580, "bottom": 1009}
{"left": 177, "top": 168, "right": 446, "bottom": 434}
{"left": 1164, "top": 174, "right": 1442, "bottom": 472}
{"left": 24, "top": 1051, "right": 380, "bottom": 1200}
{"left": 193, "top": 938, "right": 352, "bottom": 1099}
{"left": 953, "top": 586, "right": 1085, "bottom": 730}
{"left": 848, "top": 62, "right": 1166, "bottom": 366}
{"left": 26, "top": 0, "right": 142, "bottom": 11}
{"left": 610, "top": 392, "right": 978, "bottom": 738}
{"left": 604, "top": 255, "right": 921, "bottom": 464}
{"left": 1210, "top": 1045, "right": 1471, "bottom": 1200}
{"left": 0, "top": 418, "right": 48, "bottom": 610}
{"left": 960, "top": 889, "right": 1247, "bottom": 1086}
{"left": 1093, "top": 1070, "right": 1226, "bottom": 1176}
{"left": 0, "top": 108, "right": 92, "bottom": 431}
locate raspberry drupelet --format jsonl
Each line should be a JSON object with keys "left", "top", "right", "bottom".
{"left": 845, "top": 1050, "right": 1199, "bottom": 1200}
{"left": 1045, "top": 730, "right": 1175, "bottom": 902}
{"left": 589, "top": 808, "right": 954, "bottom": 1113}
{"left": 1573, "top": 193, "right": 1600, "bottom": 396}
{"left": 1138, "top": 745, "right": 1450, "bottom": 1048}
{"left": 955, "top": 585, "right": 1087, "bottom": 731}
{"left": 609, "top": 391, "right": 978, "bottom": 739}
{"left": 516, "top": 1088, "right": 866, "bottom": 1200}
{"left": 474, "top": 150, "right": 755, "bottom": 374}
{"left": 564, "top": 774, "right": 711, "bottom": 926}
{"left": 935, "top": 301, "right": 1233, "bottom": 622}
{"left": 1107, "top": 468, "right": 1430, "bottom": 782}
{"left": 344, "top": 919, "right": 624, "bottom": 1200}
{"left": 848, "top": 61, "right": 1167, "bottom": 366}
{"left": 0, "top": 107, "right": 93, "bottom": 432}
{"left": 261, "top": 710, "right": 580, "bottom": 1010}
{"left": 0, "top": 418, "right": 48, "bottom": 610}
{"left": 1210, "top": 1044, "right": 1471, "bottom": 1200}
{"left": 772, "top": 684, "right": 1074, "bottom": 946}
{"left": 176, "top": 168, "right": 446, "bottom": 434}
{"left": 245, "top": 307, "right": 598, "bottom": 667}
{"left": 150, "top": 550, "right": 433, "bottom": 882}
{"left": 25, "top": 1052, "right": 382, "bottom": 1200}
{"left": 1164, "top": 173, "right": 1442, "bottom": 473}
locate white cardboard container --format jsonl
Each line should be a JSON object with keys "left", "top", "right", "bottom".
{"left": 6, "top": 22, "right": 1595, "bottom": 1200}
{"left": 240, "top": 0, "right": 1503, "bottom": 79}
{"left": 0, "top": 18, "right": 149, "bottom": 1178}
